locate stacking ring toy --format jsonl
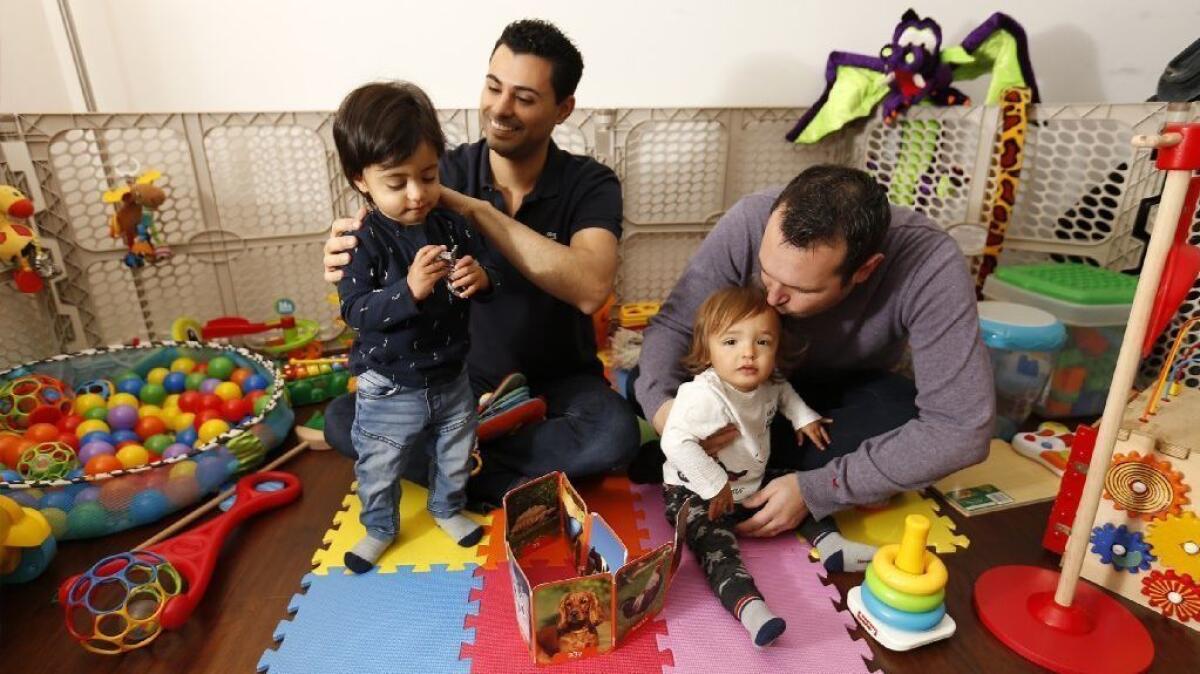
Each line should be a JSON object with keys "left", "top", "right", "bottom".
{"left": 860, "top": 581, "right": 946, "bottom": 632}
{"left": 872, "top": 544, "right": 948, "bottom": 595}
{"left": 864, "top": 564, "right": 945, "bottom": 613}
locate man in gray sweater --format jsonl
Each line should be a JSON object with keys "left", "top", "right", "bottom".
{"left": 633, "top": 165, "right": 993, "bottom": 547}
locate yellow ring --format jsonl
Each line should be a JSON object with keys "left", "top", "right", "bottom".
{"left": 871, "top": 544, "right": 947, "bottom": 595}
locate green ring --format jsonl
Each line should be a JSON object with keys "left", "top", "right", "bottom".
{"left": 865, "top": 565, "right": 945, "bottom": 613}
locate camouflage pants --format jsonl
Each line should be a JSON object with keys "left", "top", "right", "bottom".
{"left": 663, "top": 484, "right": 762, "bottom": 618}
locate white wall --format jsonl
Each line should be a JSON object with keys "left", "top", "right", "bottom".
{"left": 5, "top": 0, "right": 1198, "bottom": 112}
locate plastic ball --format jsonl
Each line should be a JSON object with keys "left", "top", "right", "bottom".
{"left": 199, "top": 394, "right": 222, "bottom": 412}
{"left": 129, "top": 490, "right": 171, "bottom": 525}
{"left": 158, "top": 407, "right": 179, "bottom": 428}
{"left": 85, "top": 454, "right": 124, "bottom": 476}
{"left": 57, "top": 432, "right": 81, "bottom": 451}
{"left": 24, "top": 422, "right": 60, "bottom": 443}
{"left": 252, "top": 395, "right": 271, "bottom": 416}
{"left": 40, "top": 489, "right": 75, "bottom": 511}
{"left": 164, "top": 475, "right": 200, "bottom": 506}
{"left": 194, "top": 409, "right": 223, "bottom": 429}
{"left": 116, "top": 371, "right": 141, "bottom": 384}
{"left": 220, "top": 398, "right": 249, "bottom": 423}
{"left": 163, "top": 443, "right": 191, "bottom": 460}
{"left": 0, "top": 434, "right": 29, "bottom": 467}
{"left": 41, "top": 506, "right": 68, "bottom": 538}
{"left": 230, "top": 368, "right": 252, "bottom": 386}
{"left": 205, "top": 356, "right": 235, "bottom": 380}
{"left": 75, "top": 419, "right": 111, "bottom": 439}
{"left": 134, "top": 417, "right": 167, "bottom": 440}
{"left": 213, "top": 382, "right": 242, "bottom": 402}
{"left": 171, "top": 412, "right": 195, "bottom": 432}
{"left": 66, "top": 501, "right": 110, "bottom": 537}
{"left": 184, "top": 372, "right": 206, "bottom": 391}
{"left": 144, "top": 434, "right": 173, "bottom": 456}
{"left": 116, "top": 378, "right": 144, "bottom": 397}
{"left": 107, "top": 405, "right": 139, "bottom": 431}
{"left": 171, "top": 357, "right": 197, "bottom": 373}
{"left": 17, "top": 441, "right": 79, "bottom": 480}
{"left": 139, "top": 383, "right": 167, "bottom": 407}
{"left": 177, "top": 391, "right": 201, "bottom": 413}
{"left": 163, "top": 393, "right": 181, "bottom": 409}
{"left": 75, "top": 379, "right": 115, "bottom": 399}
{"left": 57, "top": 414, "right": 86, "bottom": 434}
{"left": 197, "top": 419, "right": 230, "bottom": 444}
{"left": 111, "top": 429, "right": 141, "bottom": 445}
{"left": 199, "top": 378, "right": 220, "bottom": 395}
{"left": 116, "top": 445, "right": 151, "bottom": 469}
{"left": 74, "top": 485, "right": 101, "bottom": 503}
{"left": 146, "top": 368, "right": 170, "bottom": 386}
{"left": 82, "top": 406, "right": 110, "bottom": 422}
{"left": 195, "top": 455, "right": 231, "bottom": 492}
{"left": 99, "top": 477, "right": 140, "bottom": 510}
{"left": 161, "top": 373, "right": 187, "bottom": 397}
{"left": 168, "top": 460, "right": 198, "bottom": 479}
{"left": 1, "top": 374, "right": 75, "bottom": 430}
{"left": 137, "top": 405, "right": 164, "bottom": 420}
{"left": 80, "top": 431, "right": 115, "bottom": 447}
{"left": 242, "top": 374, "right": 269, "bottom": 392}
{"left": 107, "top": 393, "right": 140, "bottom": 410}
{"left": 79, "top": 440, "right": 116, "bottom": 464}
{"left": 175, "top": 427, "right": 198, "bottom": 447}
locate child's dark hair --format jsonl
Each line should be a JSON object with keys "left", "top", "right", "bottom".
{"left": 493, "top": 19, "right": 584, "bottom": 103}
{"left": 333, "top": 81, "right": 445, "bottom": 195}
{"left": 683, "top": 286, "right": 784, "bottom": 375}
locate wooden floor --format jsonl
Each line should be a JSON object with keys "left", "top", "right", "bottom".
{"left": 3, "top": 440, "right": 1197, "bottom": 673}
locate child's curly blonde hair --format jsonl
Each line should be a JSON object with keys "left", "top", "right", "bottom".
{"left": 682, "top": 286, "right": 786, "bottom": 375}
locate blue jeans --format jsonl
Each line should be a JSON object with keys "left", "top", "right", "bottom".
{"left": 351, "top": 369, "right": 477, "bottom": 539}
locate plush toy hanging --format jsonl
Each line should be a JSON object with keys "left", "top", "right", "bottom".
{"left": 0, "top": 184, "right": 57, "bottom": 293}
{"left": 786, "top": 10, "right": 1039, "bottom": 144}
{"left": 102, "top": 159, "right": 172, "bottom": 269}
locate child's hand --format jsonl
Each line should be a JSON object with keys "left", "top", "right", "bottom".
{"left": 448, "top": 255, "right": 490, "bottom": 298}
{"left": 798, "top": 418, "right": 833, "bottom": 450}
{"left": 408, "top": 244, "right": 450, "bottom": 301}
{"left": 707, "top": 483, "right": 734, "bottom": 521}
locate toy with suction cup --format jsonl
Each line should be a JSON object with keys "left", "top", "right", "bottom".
{"left": 972, "top": 111, "right": 1200, "bottom": 674}
{"left": 60, "top": 470, "right": 301, "bottom": 652}
{"left": 847, "top": 514, "right": 955, "bottom": 650}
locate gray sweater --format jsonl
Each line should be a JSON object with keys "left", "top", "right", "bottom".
{"left": 635, "top": 188, "right": 994, "bottom": 520}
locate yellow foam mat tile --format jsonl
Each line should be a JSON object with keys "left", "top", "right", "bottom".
{"left": 830, "top": 491, "right": 969, "bottom": 554}
{"left": 311, "top": 479, "right": 492, "bottom": 574}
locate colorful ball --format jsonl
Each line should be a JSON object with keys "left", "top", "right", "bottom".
{"left": 172, "top": 412, "right": 195, "bottom": 432}
{"left": 184, "top": 372, "right": 206, "bottom": 391}
{"left": 79, "top": 440, "right": 116, "bottom": 464}
{"left": 242, "top": 374, "right": 269, "bottom": 392}
{"left": 175, "top": 427, "right": 198, "bottom": 447}
{"left": 134, "top": 417, "right": 167, "bottom": 440}
{"left": 220, "top": 399, "right": 249, "bottom": 423}
{"left": 164, "top": 475, "right": 200, "bottom": 506}
{"left": 138, "top": 405, "right": 164, "bottom": 420}
{"left": 107, "top": 393, "right": 140, "bottom": 410}
{"left": 116, "top": 444, "right": 151, "bottom": 469}
{"left": 139, "top": 383, "right": 167, "bottom": 406}
{"left": 194, "top": 409, "right": 223, "bottom": 429}
{"left": 74, "top": 393, "right": 107, "bottom": 416}
{"left": 57, "top": 414, "right": 86, "bottom": 434}
{"left": 146, "top": 368, "right": 170, "bottom": 386}
{"left": 199, "top": 378, "right": 221, "bottom": 395}
{"left": 199, "top": 394, "right": 222, "bottom": 412}
{"left": 41, "top": 506, "right": 68, "bottom": 538}
{"left": 205, "top": 356, "right": 235, "bottom": 380}
{"left": 129, "top": 490, "right": 171, "bottom": 525}
{"left": 99, "top": 475, "right": 141, "bottom": 510}
{"left": 230, "top": 368, "right": 252, "bottom": 387}
{"left": 84, "top": 454, "right": 124, "bottom": 476}
{"left": 177, "top": 391, "right": 201, "bottom": 413}
{"left": 116, "top": 371, "right": 141, "bottom": 384}
{"left": 197, "top": 419, "right": 230, "bottom": 444}
{"left": 168, "top": 460, "right": 197, "bottom": 479}
{"left": 17, "top": 440, "right": 79, "bottom": 480}
{"left": 163, "top": 443, "right": 191, "bottom": 460}
{"left": 74, "top": 379, "right": 115, "bottom": 399}
{"left": 40, "top": 489, "right": 75, "bottom": 511}
{"left": 80, "top": 431, "right": 115, "bottom": 447}
{"left": 0, "top": 433, "right": 29, "bottom": 468}
{"left": 171, "top": 357, "right": 197, "bottom": 373}
{"left": 252, "top": 395, "right": 271, "bottom": 416}
{"left": 195, "top": 455, "right": 232, "bottom": 492}
{"left": 57, "top": 432, "right": 80, "bottom": 451}
{"left": 111, "top": 429, "right": 141, "bottom": 445}
{"left": 82, "top": 406, "right": 110, "bottom": 422}
{"left": 213, "top": 382, "right": 242, "bottom": 402}
{"left": 74, "top": 485, "right": 101, "bottom": 503}
{"left": 66, "top": 501, "right": 110, "bottom": 537}
{"left": 1, "top": 374, "right": 74, "bottom": 430}
{"left": 144, "top": 434, "right": 173, "bottom": 456}
{"left": 163, "top": 372, "right": 187, "bottom": 394}
{"left": 107, "top": 405, "right": 139, "bottom": 431}
{"left": 116, "top": 378, "right": 144, "bottom": 397}
{"left": 75, "top": 419, "right": 111, "bottom": 440}
{"left": 24, "top": 422, "right": 61, "bottom": 443}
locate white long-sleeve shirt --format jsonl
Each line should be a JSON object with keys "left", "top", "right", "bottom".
{"left": 661, "top": 368, "right": 821, "bottom": 502}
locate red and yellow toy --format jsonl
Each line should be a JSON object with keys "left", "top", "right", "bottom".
{"left": 0, "top": 185, "right": 56, "bottom": 293}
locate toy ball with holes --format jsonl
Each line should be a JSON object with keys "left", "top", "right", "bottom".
{"left": 846, "top": 514, "right": 956, "bottom": 650}
{"left": 17, "top": 440, "right": 78, "bottom": 481}
{"left": 0, "top": 374, "right": 74, "bottom": 432}
{"left": 62, "top": 550, "right": 182, "bottom": 653}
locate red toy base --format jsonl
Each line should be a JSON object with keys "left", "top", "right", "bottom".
{"left": 974, "top": 565, "right": 1154, "bottom": 674}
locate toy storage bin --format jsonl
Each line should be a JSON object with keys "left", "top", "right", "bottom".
{"left": 983, "top": 264, "right": 1136, "bottom": 419}
{"left": 0, "top": 342, "right": 293, "bottom": 540}
{"left": 978, "top": 301, "right": 1066, "bottom": 439}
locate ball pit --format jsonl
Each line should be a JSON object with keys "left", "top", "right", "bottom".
{"left": 0, "top": 342, "right": 292, "bottom": 540}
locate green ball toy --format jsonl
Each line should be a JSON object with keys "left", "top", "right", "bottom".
{"left": 252, "top": 395, "right": 271, "bottom": 416}
{"left": 66, "top": 502, "right": 110, "bottom": 538}
{"left": 139, "top": 383, "right": 167, "bottom": 406}
{"left": 83, "top": 406, "right": 109, "bottom": 422}
{"left": 185, "top": 373, "right": 207, "bottom": 391}
{"left": 144, "top": 434, "right": 173, "bottom": 455}
{"left": 206, "top": 356, "right": 235, "bottom": 381}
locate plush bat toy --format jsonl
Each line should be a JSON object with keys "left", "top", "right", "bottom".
{"left": 786, "top": 10, "right": 1039, "bottom": 144}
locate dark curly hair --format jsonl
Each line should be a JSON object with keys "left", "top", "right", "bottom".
{"left": 493, "top": 19, "right": 584, "bottom": 103}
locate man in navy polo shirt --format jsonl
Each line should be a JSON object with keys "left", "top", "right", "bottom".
{"left": 321, "top": 19, "right": 640, "bottom": 507}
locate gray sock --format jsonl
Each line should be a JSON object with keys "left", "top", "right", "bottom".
{"left": 814, "top": 531, "right": 877, "bottom": 573}
{"left": 345, "top": 533, "right": 392, "bottom": 574}
{"left": 739, "top": 598, "right": 786, "bottom": 647}
{"left": 434, "top": 512, "right": 483, "bottom": 547}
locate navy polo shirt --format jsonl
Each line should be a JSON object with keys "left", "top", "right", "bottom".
{"left": 440, "top": 140, "right": 623, "bottom": 390}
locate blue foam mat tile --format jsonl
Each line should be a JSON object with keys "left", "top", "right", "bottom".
{"left": 258, "top": 564, "right": 482, "bottom": 674}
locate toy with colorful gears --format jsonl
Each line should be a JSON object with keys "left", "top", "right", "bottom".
{"left": 1145, "top": 512, "right": 1200, "bottom": 579}
{"left": 172, "top": 298, "right": 323, "bottom": 360}
{"left": 1089, "top": 523, "right": 1155, "bottom": 573}
{"left": 847, "top": 514, "right": 956, "bottom": 650}
{"left": 0, "top": 373, "right": 75, "bottom": 432}
{"left": 1103, "top": 451, "right": 1190, "bottom": 521}
{"left": 101, "top": 159, "right": 171, "bottom": 269}
{"left": 0, "top": 184, "right": 58, "bottom": 293}
{"left": 60, "top": 471, "right": 300, "bottom": 654}
{"left": 1, "top": 493, "right": 56, "bottom": 583}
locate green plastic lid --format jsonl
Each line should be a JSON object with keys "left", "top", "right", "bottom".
{"left": 992, "top": 263, "right": 1137, "bottom": 305}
